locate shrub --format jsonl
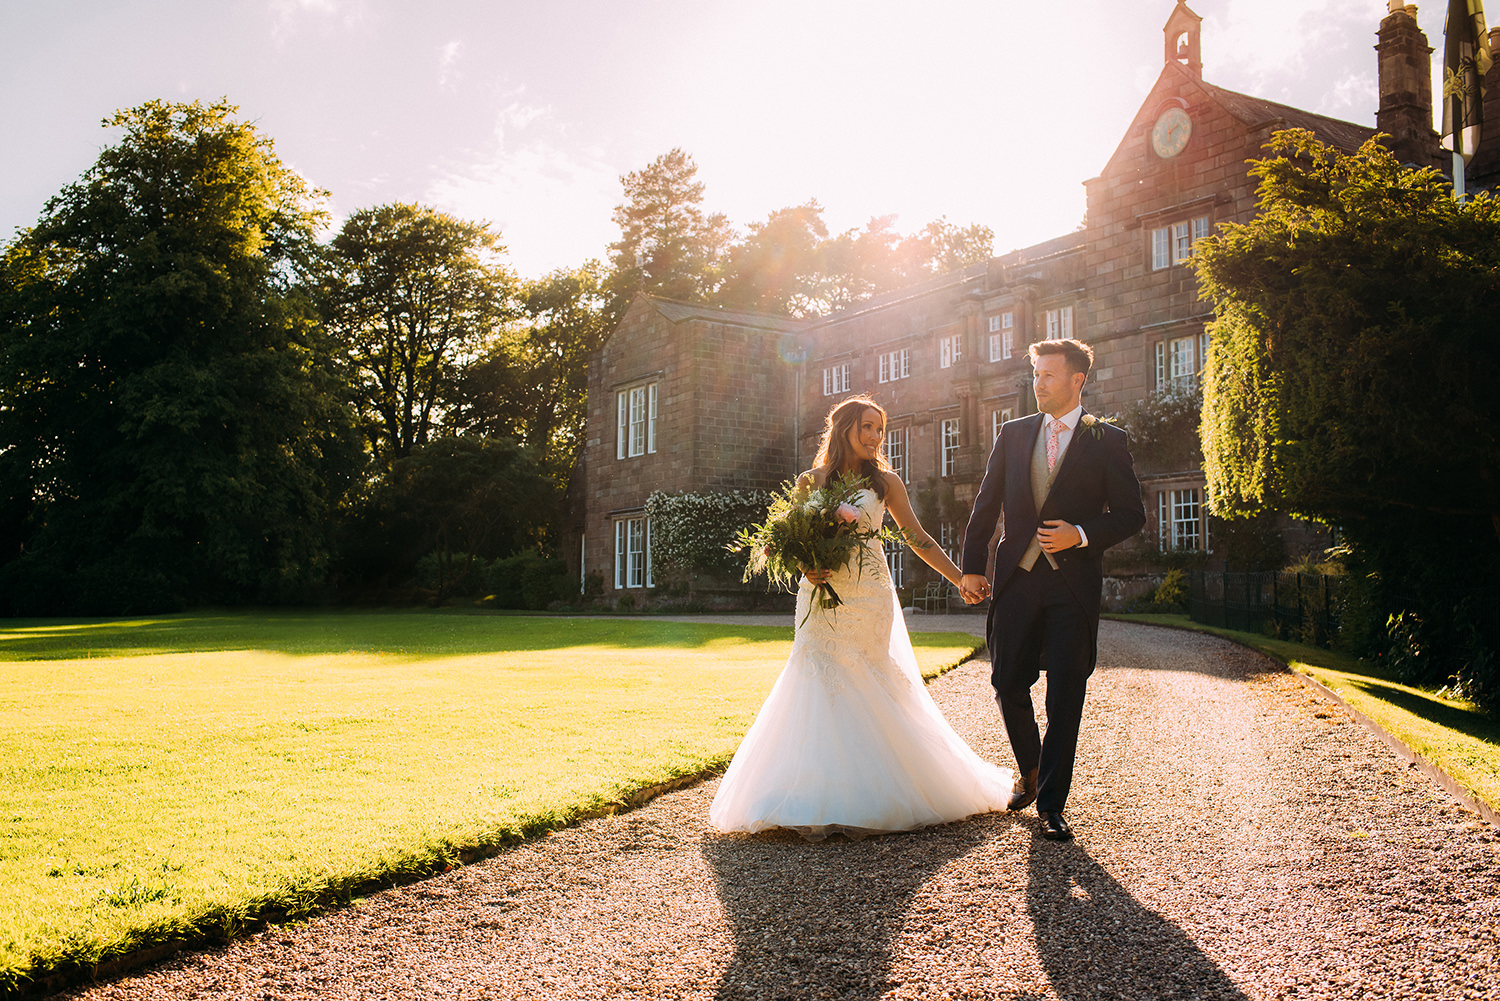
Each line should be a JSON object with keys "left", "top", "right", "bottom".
{"left": 484, "top": 550, "right": 572, "bottom": 610}
{"left": 645, "top": 488, "right": 772, "bottom": 581}
{"left": 414, "top": 551, "right": 485, "bottom": 597}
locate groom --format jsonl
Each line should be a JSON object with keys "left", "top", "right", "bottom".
{"left": 960, "top": 339, "right": 1145, "bottom": 841}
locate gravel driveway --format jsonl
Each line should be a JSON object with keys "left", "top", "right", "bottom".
{"left": 58, "top": 621, "right": 1500, "bottom": 1000}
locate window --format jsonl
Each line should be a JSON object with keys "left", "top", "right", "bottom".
{"left": 1153, "top": 216, "right": 1212, "bottom": 270}
{"left": 614, "top": 516, "right": 653, "bottom": 588}
{"left": 939, "top": 334, "right": 962, "bottom": 369}
{"left": 939, "top": 522, "right": 960, "bottom": 563}
{"left": 989, "top": 312, "right": 1014, "bottom": 361}
{"left": 878, "top": 348, "right": 910, "bottom": 383}
{"left": 1173, "top": 222, "right": 1192, "bottom": 263}
{"left": 940, "top": 418, "right": 961, "bottom": 477}
{"left": 1154, "top": 334, "right": 1201, "bottom": 391}
{"left": 1158, "top": 489, "right": 1202, "bottom": 551}
{"left": 992, "top": 407, "right": 1014, "bottom": 440}
{"left": 1045, "top": 306, "right": 1072, "bottom": 340}
{"left": 822, "top": 363, "right": 849, "bottom": 396}
{"left": 616, "top": 382, "right": 658, "bottom": 459}
{"left": 886, "top": 427, "right": 908, "bottom": 482}
{"left": 1152, "top": 226, "right": 1171, "bottom": 270}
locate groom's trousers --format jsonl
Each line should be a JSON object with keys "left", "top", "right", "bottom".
{"left": 989, "top": 559, "right": 1094, "bottom": 814}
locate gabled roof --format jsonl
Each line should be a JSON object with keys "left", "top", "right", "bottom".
{"left": 639, "top": 295, "right": 808, "bottom": 333}
{"left": 1200, "top": 82, "right": 1376, "bottom": 154}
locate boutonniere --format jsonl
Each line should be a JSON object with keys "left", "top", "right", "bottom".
{"left": 1079, "top": 414, "right": 1114, "bottom": 441}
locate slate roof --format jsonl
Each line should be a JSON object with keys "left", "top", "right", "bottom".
{"left": 647, "top": 296, "right": 807, "bottom": 333}
{"left": 1200, "top": 82, "right": 1377, "bottom": 154}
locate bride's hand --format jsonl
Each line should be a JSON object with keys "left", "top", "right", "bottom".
{"left": 803, "top": 567, "right": 832, "bottom": 586}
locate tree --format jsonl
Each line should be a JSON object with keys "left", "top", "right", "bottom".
{"left": 325, "top": 204, "right": 515, "bottom": 465}
{"left": 1192, "top": 129, "right": 1500, "bottom": 704}
{"left": 896, "top": 217, "right": 995, "bottom": 277}
{"left": 714, "top": 201, "right": 832, "bottom": 317}
{"left": 605, "top": 149, "right": 730, "bottom": 316}
{"left": 452, "top": 262, "right": 611, "bottom": 472}
{"left": 341, "top": 436, "right": 559, "bottom": 598}
{"left": 0, "top": 99, "right": 361, "bottom": 614}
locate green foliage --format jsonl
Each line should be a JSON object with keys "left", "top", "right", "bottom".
{"left": 604, "top": 149, "right": 993, "bottom": 319}
{"left": 0, "top": 99, "right": 361, "bottom": 615}
{"left": 1192, "top": 128, "right": 1500, "bottom": 710}
{"left": 1121, "top": 386, "right": 1202, "bottom": 472}
{"left": 413, "top": 550, "right": 486, "bottom": 596}
{"left": 341, "top": 436, "right": 558, "bottom": 593}
{"left": 484, "top": 549, "right": 573, "bottom": 610}
{"left": 452, "top": 261, "right": 611, "bottom": 474}
{"left": 645, "top": 487, "right": 772, "bottom": 581}
{"left": 324, "top": 203, "right": 516, "bottom": 466}
{"left": 1126, "top": 568, "right": 1189, "bottom": 613}
{"left": 605, "top": 148, "right": 731, "bottom": 317}
{"left": 1193, "top": 129, "right": 1500, "bottom": 530}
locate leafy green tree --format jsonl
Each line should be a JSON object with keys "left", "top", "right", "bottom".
{"left": 453, "top": 262, "right": 611, "bottom": 472}
{"left": 1192, "top": 129, "right": 1500, "bottom": 703}
{"left": 605, "top": 149, "right": 731, "bottom": 316}
{"left": 898, "top": 217, "right": 995, "bottom": 277}
{"left": 0, "top": 99, "right": 361, "bottom": 614}
{"left": 325, "top": 203, "right": 515, "bottom": 465}
{"left": 715, "top": 201, "right": 832, "bottom": 317}
{"left": 342, "top": 436, "right": 559, "bottom": 599}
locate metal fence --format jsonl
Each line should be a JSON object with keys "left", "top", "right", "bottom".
{"left": 1187, "top": 571, "right": 1346, "bottom": 648}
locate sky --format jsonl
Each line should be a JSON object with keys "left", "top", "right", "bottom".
{"left": 0, "top": 0, "right": 1438, "bottom": 280}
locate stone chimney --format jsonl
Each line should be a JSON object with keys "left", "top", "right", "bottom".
{"left": 1375, "top": 3, "right": 1443, "bottom": 170}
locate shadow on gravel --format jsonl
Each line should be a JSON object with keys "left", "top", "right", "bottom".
{"left": 1027, "top": 837, "right": 1247, "bottom": 1000}
{"left": 703, "top": 824, "right": 986, "bottom": 1000}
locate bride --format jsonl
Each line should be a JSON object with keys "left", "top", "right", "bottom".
{"left": 709, "top": 395, "right": 1013, "bottom": 839}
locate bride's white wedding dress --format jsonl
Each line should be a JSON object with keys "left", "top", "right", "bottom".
{"left": 710, "top": 489, "right": 1013, "bottom": 840}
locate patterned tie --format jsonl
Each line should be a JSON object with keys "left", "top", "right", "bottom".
{"left": 1046, "top": 418, "right": 1065, "bottom": 472}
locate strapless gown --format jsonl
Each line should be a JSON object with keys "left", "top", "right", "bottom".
{"left": 709, "top": 489, "right": 1013, "bottom": 839}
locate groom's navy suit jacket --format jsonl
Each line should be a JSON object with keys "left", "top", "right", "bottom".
{"left": 961, "top": 411, "right": 1146, "bottom": 659}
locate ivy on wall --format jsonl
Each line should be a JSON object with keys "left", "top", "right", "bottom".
{"left": 644, "top": 488, "right": 773, "bottom": 581}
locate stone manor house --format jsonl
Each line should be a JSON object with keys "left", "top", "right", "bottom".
{"left": 568, "top": 1, "right": 1500, "bottom": 605}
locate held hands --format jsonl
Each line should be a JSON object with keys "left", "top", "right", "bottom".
{"left": 959, "top": 573, "right": 990, "bottom": 604}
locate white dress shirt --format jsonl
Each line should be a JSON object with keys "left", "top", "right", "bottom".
{"left": 1045, "top": 404, "right": 1089, "bottom": 549}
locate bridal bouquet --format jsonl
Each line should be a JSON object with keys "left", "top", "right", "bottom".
{"left": 734, "top": 472, "right": 917, "bottom": 619}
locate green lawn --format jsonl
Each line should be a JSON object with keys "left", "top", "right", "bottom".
{"left": 1109, "top": 613, "right": 1500, "bottom": 817}
{"left": 0, "top": 610, "right": 979, "bottom": 992}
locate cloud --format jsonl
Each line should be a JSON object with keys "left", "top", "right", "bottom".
{"left": 425, "top": 99, "right": 621, "bottom": 278}
{"left": 268, "top": 0, "right": 366, "bottom": 44}
{"left": 439, "top": 40, "right": 462, "bottom": 90}
{"left": 1210, "top": 0, "right": 1388, "bottom": 113}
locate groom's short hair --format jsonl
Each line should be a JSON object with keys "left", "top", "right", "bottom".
{"left": 1029, "top": 338, "right": 1094, "bottom": 376}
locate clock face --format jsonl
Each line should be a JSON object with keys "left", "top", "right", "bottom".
{"left": 1152, "top": 107, "right": 1192, "bottom": 158}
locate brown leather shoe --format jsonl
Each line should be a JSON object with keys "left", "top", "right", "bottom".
{"left": 1039, "top": 811, "right": 1073, "bottom": 841}
{"left": 1006, "top": 767, "right": 1039, "bottom": 812}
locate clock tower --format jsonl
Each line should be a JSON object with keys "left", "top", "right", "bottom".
{"left": 1163, "top": 0, "right": 1203, "bottom": 79}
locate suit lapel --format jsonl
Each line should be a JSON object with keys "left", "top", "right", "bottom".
{"left": 1009, "top": 413, "right": 1044, "bottom": 522}
{"left": 1042, "top": 409, "right": 1094, "bottom": 513}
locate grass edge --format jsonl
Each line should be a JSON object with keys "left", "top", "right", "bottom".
{"left": 1104, "top": 613, "right": 1500, "bottom": 828}
{"left": 6, "top": 636, "right": 982, "bottom": 1000}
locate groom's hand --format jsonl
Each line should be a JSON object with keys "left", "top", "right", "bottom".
{"left": 1037, "top": 520, "right": 1081, "bottom": 553}
{"left": 959, "top": 573, "right": 990, "bottom": 603}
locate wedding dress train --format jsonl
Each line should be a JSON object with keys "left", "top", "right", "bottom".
{"left": 709, "top": 490, "right": 1013, "bottom": 839}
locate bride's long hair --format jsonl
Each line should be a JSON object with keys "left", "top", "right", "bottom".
{"left": 813, "top": 395, "right": 892, "bottom": 502}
